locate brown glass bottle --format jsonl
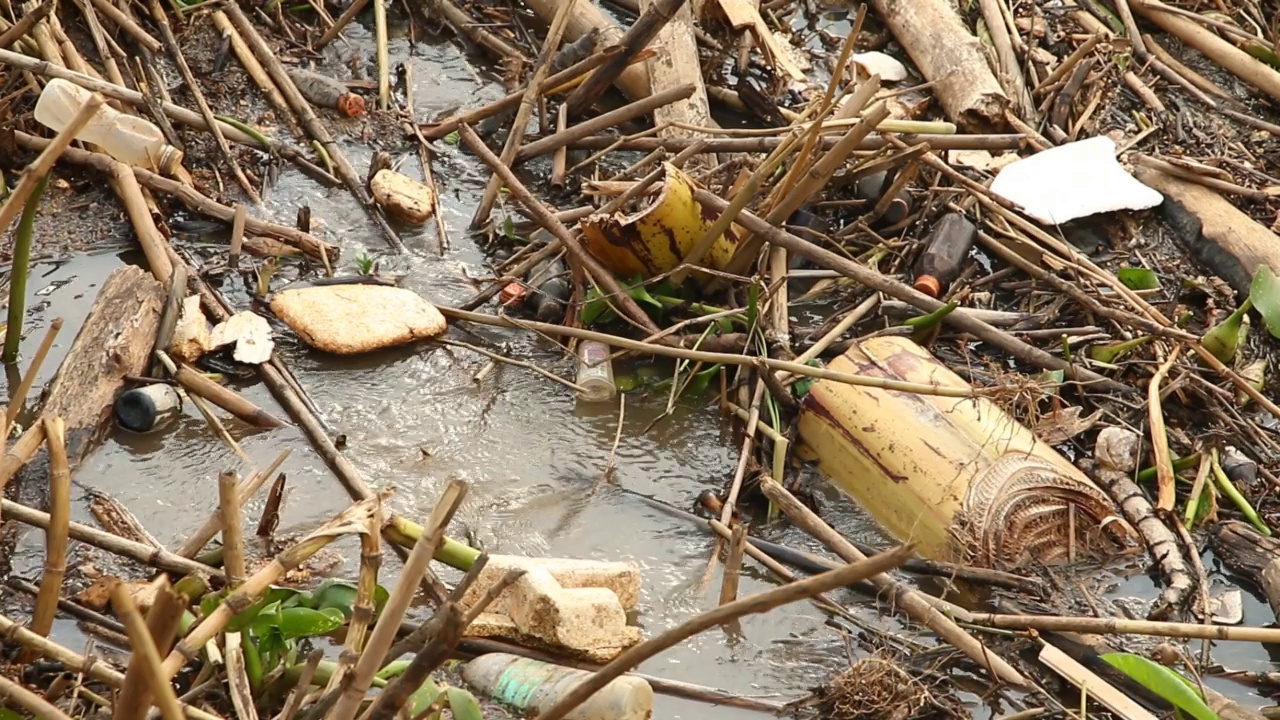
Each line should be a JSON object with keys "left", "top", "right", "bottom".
{"left": 913, "top": 213, "right": 977, "bottom": 298}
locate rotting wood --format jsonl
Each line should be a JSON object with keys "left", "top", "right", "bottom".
{"left": 869, "top": 0, "right": 1009, "bottom": 129}
{"left": 1212, "top": 521, "right": 1280, "bottom": 624}
{"left": 1136, "top": 165, "right": 1279, "bottom": 297}
{"left": 642, "top": 0, "right": 713, "bottom": 142}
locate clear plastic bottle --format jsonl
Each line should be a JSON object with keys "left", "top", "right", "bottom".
{"left": 575, "top": 340, "right": 616, "bottom": 402}
{"left": 34, "top": 78, "right": 183, "bottom": 175}
{"left": 462, "top": 653, "right": 653, "bottom": 720}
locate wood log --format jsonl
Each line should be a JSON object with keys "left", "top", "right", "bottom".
{"left": 1135, "top": 166, "right": 1278, "bottom": 297}
{"left": 38, "top": 265, "right": 165, "bottom": 466}
{"left": 1211, "top": 521, "right": 1280, "bottom": 623}
{"left": 523, "top": 0, "right": 651, "bottom": 102}
{"left": 868, "top": 0, "right": 1009, "bottom": 130}
{"left": 642, "top": 0, "right": 714, "bottom": 139}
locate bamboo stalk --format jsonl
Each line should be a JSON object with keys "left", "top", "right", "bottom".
{"left": 114, "top": 578, "right": 186, "bottom": 720}
{"left": 533, "top": 546, "right": 913, "bottom": 720}
{"left": 315, "top": 0, "right": 370, "bottom": 48}
{"left": 374, "top": 0, "right": 389, "bottom": 109}
{"left": 20, "top": 416, "right": 69, "bottom": 663}
{"left": 212, "top": 10, "right": 301, "bottom": 138}
{"left": 325, "top": 481, "right": 467, "bottom": 720}
{"left": 0, "top": 675, "right": 75, "bottom": 720}
{"left": 175, "top": 451, "right": 289, "bottom": 557}
{"left": 1149, "top": 346, "right": 1181, "bottom": 513}
{"left": 567, "top": 133, "right": 1023, "bottom": 153}
{"left": 516, "top": 84, "right": 695, "bottom": 161}
{"left": 563, "top": 0, "right": 686, "bottom": 115}
{"left": 758, "top": 476, "right": 1029, "bottom": 687}
{"left": 88, "top": 0, "right": 160, "bottom": 50}
{"left": 218, "top": 471, "right": 247, "bottom": 582}
{"left": 0, "top": 0, "right": 54, "bottom": 50}
{"left": 0, "top": 423, "right": 46, "bottom": 501}
{"left": 174, "top": 365, "right": 287, "bottom": 428}
{"left": 719, "top": 523, "right": 747, "bottom": 605}
{"left": 110, "top": 160, "right": 175, "bottom": 285}
{"left": 6, "top": 317, "right": 62, "bottom": 425}
{"left": 113, "top": 583, "right": 185, "bottom": 720}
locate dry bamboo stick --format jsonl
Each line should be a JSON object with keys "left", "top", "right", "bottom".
{"left": 88, "top": 0, "right": 160, "bottom": 50}
{"left": 174, "top": 365, "right": 287, "bottom": 428}
{"left": 114, "top": 579, "right": 186, "bottom": 720}
{"left": 175, "top": 451, "right": 289, "bottom": 558}
{"left": 516, "top": 84, "right": 696, "bottom": 160}
{"left": 758, "top": 477, "right": 1029, "bottom": 687}
{"left": 0, "top": 0, "right": 53, "bottom": 50}
{"left": 2, "top": 497, "right": 221, "bottom": 577}
{"left": 21, "top": 416, "right": 69, "bottom": 663}
{"left": 218, "top": 471, "right": 247, "bottom": 582}
{"left": 212, "top": 10, "right": 302, "bottom": 137}
{"left": 0, "top": 675, "right": 75, "bottom": 720}
{"left": 113, "top": 583, "right": 185, "bottom": 720}
{"left": 5, "top": 318, "right": 62, "bottom": 425}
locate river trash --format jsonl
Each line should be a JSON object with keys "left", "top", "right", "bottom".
{"left": 848, "top": 51, "right": 909, "bottom": 82}
{"left": 209, "top": 310, "right": 274, "bottom": 364}
{"left": 270, "top": 282, "right": 446, "bottom": 354}
{"left": 169, "top": 295, "right": 212, "bottom": 363}
{"left": 989, "top": 136, "right": 1164, "bottom": 225}
{"left": 575, "top": 341, "right": 617, "bottom": 402}
{"left": 463, "top": 653, "right": 654, "bottom": 720}
{"left": 912, "top": 212, "right": 977, "bottom": 298}
{"left": 288, "top": 67, "right": 366, "bottom": 117}
{"left": 370, "top": 168, "right": 436, "bottom": 224}
{"left": 580, "top": 163, "right": 740, "bottom": 279}
{"left": 798, "top": 335, "right": 1131, "bottom": 568}
{"left": 35, "top": 78, "right": 184, "bottom": 175}
{"left": 458, "top": 555, "right": 642, "bottom": 660}
{"left": 114, "top": 383, "right": 183, "bottom": 433}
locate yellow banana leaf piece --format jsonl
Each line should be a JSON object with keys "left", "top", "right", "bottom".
{"left": 580, "top": 163, "right": 742, "bottom": 279}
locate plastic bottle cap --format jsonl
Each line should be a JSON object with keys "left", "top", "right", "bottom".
{"left": 337, "top": 94, "right": 366, "bottom": 118}
{"left": 914, "top": 275, "right": 941, "bottom": 298}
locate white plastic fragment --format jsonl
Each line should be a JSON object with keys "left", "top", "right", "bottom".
{"left": 209, "top": 311, "right": 274, "bottom": 364}
{"left": 850, "top": 51, "right": 908, "bottom": 82}
{"left": 989, "top": 136, "right": 1164, "bottom": 225}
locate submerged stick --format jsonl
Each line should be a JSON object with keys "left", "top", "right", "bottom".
{"left": 534, "top": 547, "right": 914, "bottom": 720}
{"left": 5, "top": 317, "right": 61, "bottom": 426}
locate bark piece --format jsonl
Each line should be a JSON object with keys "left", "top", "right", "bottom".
{"left": 270, "top": 284, "right": 447, "bottom": 355}
{"left": 523, "top": 0, "right": 651, "bottom": 102}
{"left": 643, "top": 0, "right": 714, "bottom": 137}
{"left": 1211, "top": 521, "right": 1280, "bottom": 623}
{"left": 869, "top": 0, "right": 1009, "bottom": 129}
{"left": 169, "top": 295, "right": 212, "bottom": 363}
{"left": 43, "top": 265, "right": 165, "bottom": 465}
{"left": 1135, "top": 165, "right": 1278, "bottom": 297}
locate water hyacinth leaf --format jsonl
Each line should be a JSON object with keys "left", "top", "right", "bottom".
{"left": 309, "top": 579, "right": 388, "bottom": 616}
{"left": 1201, "top": 301, "right": 1251, "bottom": 364}
{"left": 1117, "top": 267, "right": 1160, "bottom": 290}
{"left": 1249, "top": 265, "right": 1280, "bottom": 338}
{"left": 904, "top": 301, "right": 958, "bottom": 329}
{"left": 275, "top": 607, "right": 346, "bottom": 640}
{"left": 376, "top": 659, "right": 412, "bottom": 681}
{"left": 1099, "top": 653, "right": 1219, "bottom": 720}
{"left": 407, "top": 678, "right": 442, "bottom": 718}
{"left": 444, "top": 687, "right": 484, "bottom": 720}
{"left": 688, "top": 363, "right": 723, "bottom": 394}
{"left": 793, "top": 360, "right": 824, "bottom": 400}
{"left": 1088, "top": 335, "right": 1152, "bottom": 364}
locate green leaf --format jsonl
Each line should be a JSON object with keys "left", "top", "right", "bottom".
{"left": 311, "top": 580, "right": 357, "bottom": 615}
{"left": 1099, "top": 653, "right": 1219, "bottom": 720}
{"left": 903, "top": 301, "right": 958, "bottom": 330}
{"left": 793, "top": 360, "right": 824, "bottom": 400}
{"left": 688, "top": 364, "right": 723, "bottom": 394}
{"left": 407, "top": 678, "right": 442, "bottom": 718}
{"left": 501, "top": 215, "right": 516, "bottom": 241}
{"left": 444, "top": 686, "right": 485, "bottom": 720}
{"left": 1117, "top": 267, "right": 1160, "bottom": 290}
{"left": 1249, "top": 266, "right": 1280, "bottom": 338}
{"left": 0, "top": 710, "right": 26, "bottom": 720}
{"left": 580, "top": 286, "right": 616, "bottom": 327}
{"left": 746, "top": 283, "right": 761, "bottom": 328}
{"left": 240, "top": 630, "right": 265, "bottom": 690}
{"left": 443, "top": 131, "right": 461, "bottom": 145}
{"left": 271, "top": 607, "right": 346, "bottom": 640}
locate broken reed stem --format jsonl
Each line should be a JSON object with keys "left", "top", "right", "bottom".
{"left": 315, "top": 0, "right": 370, "bottom": 48}
{"left": 719, "top": 523, "right": 747, "bottom": 605}
{"left": 969, "top": 611, "right": 1280, "bottom": 643}
{"left": 758, "top": 476, "right": 1029, "bottom": 687}
{"left": 532, "top": 546, "right": 914, "bottom": 720}
{"left": 21, "top": 417, "right": 69, "bottom": 663}
{"left": 212, "top": 11, "right": 302, "bottom": 138}
{"left": 113, "top": 583, "right": 185, "bottom": 720}
{"left": 470, "top": 0, "right": 579, "bottom": 228}
{"left": 175, "top": 450, "right": 290, "bottom": 557}
{"left": 174, "top": 364, "right": 287, "bottom": 428}
{"left": 422, "top": 46, "right": 623, "bottom": 140}
{"left": 440, "top": 305, "right": 974, "bottom": 396}
{"left": 12, "top": 132, "right": 336, "bottom": 261}
{"left": 0, "top": 0, "right": 54, "bottom": 51}
{"left": 164, "top": 497, "right": 382, "bottom": 678}
{"left": 516, "top": 84, "right": 696, "bottom": 161}
{"left": 218, "top": 471, "right": 247, "bottom": 582}
{"left": 347, "top": 511, "right": 382, "bottom": 653}
{"left": 148, "top": 0, "right": 259, "bottom": 203}
{"left": 0, "top": 423, "right": 45, "bottom": 504}
{"left": 325, "top": 482, "right": 467, "bottom": 720}
{"left": 1149, "top": 345, "right": 1181, "bottom": 513}
{"left": 6, "top": 317, "right": 62, "bottom": 425}
{"left": 374, "top": 0, "right": 389, "bottom": 109}
{"left": 2, "top": 496, "right": 220, "bottom": 577}
{"left": 458, "top": 124, "right": 663, "bottom": 336}
{"left": 115, "top": 579, "right": 186, "bottom": 720}
{"left": 564, "top": 0, "right": 687, "bottom": 115}
{"left": 0, "top": 675, "right": 76, "bottom": 720}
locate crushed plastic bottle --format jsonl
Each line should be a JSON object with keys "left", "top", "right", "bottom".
{"left": 35, "top": 78, "right": 184, "bottom": 175}
{"left": 462, "top": 653, "right": 653, "bottom": 720}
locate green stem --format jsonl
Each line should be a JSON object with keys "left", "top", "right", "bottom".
{"left": 1211, "top": 448, "right": 1271, "bottom": 536}
{"left": 4, "top": 174, "right": 48, "bottom": 364}
{"left": 1135, "top": 453, "right": 1202, "bottom": 484}
{"left": 385, "top": 515, "right": 481, "bottom": 570}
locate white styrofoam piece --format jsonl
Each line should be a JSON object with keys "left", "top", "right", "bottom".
{"left": 989, "top": 136, "right": 1163, "bottom": 225}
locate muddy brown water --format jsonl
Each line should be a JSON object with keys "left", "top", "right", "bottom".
{"left": 4, "top": 15, "right": 1280, "bottom": 720}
